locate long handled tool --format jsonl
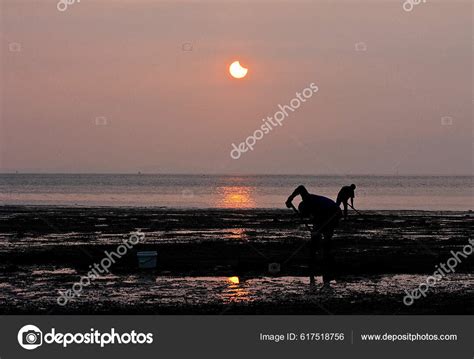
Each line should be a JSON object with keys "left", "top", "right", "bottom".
{"left": 348, "top": 203, "right": 364, "bottom": 217}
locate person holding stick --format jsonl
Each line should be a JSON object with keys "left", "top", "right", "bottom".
{"left": 336, "top": 184, "right": 356, "bottom": 219}
{"left": 285, "top": 185, "right": 342, "bottom": 287}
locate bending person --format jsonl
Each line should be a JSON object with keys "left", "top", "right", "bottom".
{"left": 336, "top": 184, "right": 356, "bottom": 219}
{"left": 286, "top": 185, "right": 342, "bottom": 287}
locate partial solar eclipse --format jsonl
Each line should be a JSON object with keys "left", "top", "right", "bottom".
{"left": 229, "top": 61, "right": 248, "bottom": 79}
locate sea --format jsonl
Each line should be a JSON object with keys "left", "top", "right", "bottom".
{"left": 0, "top": 174, "right": 472, "bottom": 211}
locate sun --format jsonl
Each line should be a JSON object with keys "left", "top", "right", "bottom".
{"left": 229, "top": 61, "right": 248, "bottom": 79}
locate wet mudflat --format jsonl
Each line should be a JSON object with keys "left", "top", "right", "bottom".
{"left": 0, "top": 206, "right": 472, "bottom": 314}
{"left": 1, "top": 268, "right": 472, "bottom": 314}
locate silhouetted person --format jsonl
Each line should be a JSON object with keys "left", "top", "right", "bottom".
{"left": 286, "top": 185, "right": 342, "bottom": 287}
{"left": 336, "top": 184, "right": 356, "bottom": 219}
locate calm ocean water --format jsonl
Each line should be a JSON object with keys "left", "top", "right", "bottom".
{"left": 0, "top": 174, "right": 472, "bottom": 210}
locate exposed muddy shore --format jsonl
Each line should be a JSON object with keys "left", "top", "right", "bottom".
{"left": 0, "top": 206, "right": 472, "bottom": 314}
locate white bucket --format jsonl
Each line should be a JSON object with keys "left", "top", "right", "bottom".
{"left": 137, "top": 251, "right": 157, "bottom": 269}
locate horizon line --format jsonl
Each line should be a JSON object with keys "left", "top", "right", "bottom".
{"left": 0, "top": 172, "right": 472, "bottom": 177}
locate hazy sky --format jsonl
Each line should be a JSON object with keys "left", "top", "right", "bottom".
{"left": 1, "top": 0, "right": 472, "bottom": 175}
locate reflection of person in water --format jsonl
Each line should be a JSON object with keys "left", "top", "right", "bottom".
{"left": 285, "top": 185, "right": 342, "bottom": 287}
{"left": 336, "top": 184, "right": 356, "bottom": 219}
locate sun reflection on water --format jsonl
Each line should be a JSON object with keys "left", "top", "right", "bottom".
{"left": 228, "top": 228, "right": 247, "bottom": 240}
{"left": 216, "top": 186, "right": 256, "bottom": 209}
{"left": 221, "top": 276, "right": 250, "bottom": 303}
{"left": 227, "top": 276, "right": 240, "bottom": 284}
